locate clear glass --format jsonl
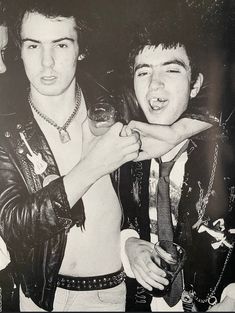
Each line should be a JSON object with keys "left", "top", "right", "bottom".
{"left": 148, "top": 240, "right": 186, "bottom": 297}
{"left": 87, "top": 103, "right": 117, "bottom": 136}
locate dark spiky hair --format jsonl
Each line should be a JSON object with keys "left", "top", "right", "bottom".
{"left": 8, "top": 0, "right": 93, "bottom": 56}
{"left": 127, "top": 13, "right": 206, "bottom": 85}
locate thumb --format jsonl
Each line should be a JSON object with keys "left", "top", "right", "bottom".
{"left": 128, "top": 120, "right": 153, "bottom": 136}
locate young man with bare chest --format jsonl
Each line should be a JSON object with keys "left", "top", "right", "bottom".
{"left": 0, "top": 1, "right": 140, "bottom": 311}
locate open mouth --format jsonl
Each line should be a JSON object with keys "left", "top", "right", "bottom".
{"left": 149, "top": 97, "right": 168, "bottom": 111}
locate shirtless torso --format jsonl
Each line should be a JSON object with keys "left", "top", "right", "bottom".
{"left": 33, "top": 94, "right": 122, "bottom": 277}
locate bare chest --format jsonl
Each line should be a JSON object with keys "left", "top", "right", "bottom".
{"left": 37, "top": 119, "right": 83, "bottom": 175}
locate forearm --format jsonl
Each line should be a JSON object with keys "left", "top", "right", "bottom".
{"left": 169, "top": 118, "right": 212, "bottom": 144}
{"left": 63, "top": 155, "right": 105, "bottom": 208}
{"left": 120, "top": 229, "right": 140, "bottom": 278}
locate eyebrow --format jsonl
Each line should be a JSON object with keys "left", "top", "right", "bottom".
{"left": 163, "top": 59, "right": 189, "bottom": 70}
{"left": 134, "top": 58, "right": 189, "bottom": 73}
{"left": 21, "top": 37, "right": 75, "bottom": 44}
{"left": 134, "top": 63, "right": 150, "bottom": 73}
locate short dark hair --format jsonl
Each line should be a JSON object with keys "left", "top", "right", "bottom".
{"left": 8, "top": 0, "right": 92, "bottom": 56}
{"left": 127, "top": 15, "right": 206, "bottom": 85}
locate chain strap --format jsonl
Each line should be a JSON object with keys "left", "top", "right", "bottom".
{"left": 28, "top": 85, "right": 81, "bottom": 132}
{"left": 192, "top": 143, "right": 234, "bottom": 305}
{"left": 196, "top": 143, "right": 219, "bottom": 221}
{"left": 193, "top": 243, "right": 234, "bottom": 304}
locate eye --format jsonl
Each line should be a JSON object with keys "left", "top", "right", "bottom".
{"left": 137, "top": 72, "right": 148, "bottom": 77}
{"left": 166, "top": 68, "right": 181, "bottom": 73}
{"left": 57, "top": 43, "right": 68, "bottom": 48}
{"left": 136, "top": 69, "right": 151, "bottom": 77}
{"left": 28, "top": 44, "right": 38, "bottom": 49}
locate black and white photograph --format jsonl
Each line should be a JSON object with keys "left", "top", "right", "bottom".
{"left": 0, "top": 0, "right": 234, "bottom": 311}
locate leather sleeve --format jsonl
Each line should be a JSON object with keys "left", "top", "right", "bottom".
{"left": 0, "top": 144, "right": 72, "bottom": 250}
{"left": 181, "top": 92, "right": 220, "bottom": 126}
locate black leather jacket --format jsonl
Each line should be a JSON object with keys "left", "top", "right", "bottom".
{"left": 0, "top": 72, "right": 121, "bottom": 311}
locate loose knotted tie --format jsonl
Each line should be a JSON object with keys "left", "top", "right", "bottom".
{"left": 156, "top": 141, "right": 188, "bottom": 307}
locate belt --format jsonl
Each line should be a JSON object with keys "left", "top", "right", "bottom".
{"left": 57, "top": 269, "right": 126, "bottom": 291}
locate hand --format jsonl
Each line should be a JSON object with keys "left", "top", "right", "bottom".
{"left": 134, "top": 135, "right": 175, "bottom": 161}
{"left": 128, "top": 120, "right": 176, "bottom": 161}
{"left": 125, "top": 237, "right": 169, "bottom": 291}
{"left": 207, "top": 296, "right": 235, "bottom": 311}
{"left": 82, "top": 119, "right": 140, "bottom": 177}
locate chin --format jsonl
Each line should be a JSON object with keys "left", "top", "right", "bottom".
{"left": 146, "top": 115, "right": 170, "bottom": 125}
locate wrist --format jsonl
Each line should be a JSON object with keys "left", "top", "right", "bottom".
{"left": 121, "top": 229, "right": 139, "bottom": 278}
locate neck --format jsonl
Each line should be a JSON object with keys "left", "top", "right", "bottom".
{"left": 29, "top": 80, "right": 77, "bottom": 124}
{"left": 161, "top": 139, "right": 189, "bottom": 162}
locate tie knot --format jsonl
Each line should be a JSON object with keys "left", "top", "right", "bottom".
{"left": 159, "top": 160, "right": 175, "bottom": 178}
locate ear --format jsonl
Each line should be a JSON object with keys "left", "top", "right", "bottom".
{"left": 190, "top": 73, "right": 204, "bottom": 98}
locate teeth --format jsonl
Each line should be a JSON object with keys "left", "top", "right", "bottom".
{"left": 150, "top": 98, "right": 166, "bottom": 107}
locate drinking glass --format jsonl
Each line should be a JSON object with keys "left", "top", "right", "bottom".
{"left": 87, "top": 103, "right": 117, "bottom": 136}
{"left": 148, "top": 240, "right": 186, "bottom": 297}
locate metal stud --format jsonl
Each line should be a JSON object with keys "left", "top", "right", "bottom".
{"left": 18, "top": 147, "right": 24, "bottom": 154}
{"left": 4, "top": 131, "right": 11, "bottom": 138}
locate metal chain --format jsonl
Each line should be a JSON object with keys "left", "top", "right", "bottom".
{"left": 192, "top": 143, "right": 233, "bottom": 304}
{"left": 197, "top": 143, "right": 219, "bottom": 220}
{"left": 193, "top": 243, "right": 234, "bottom": 303}
{"left": 28, "top": 85, "right": 81, "bottom": 132}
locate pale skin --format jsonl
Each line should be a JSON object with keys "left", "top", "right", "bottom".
{"left": 126, "top": 44, "right": 211, "bottom": 161}
{"left": 128, "top": 118, "right": 211, "bottom": 161}
{"left": 20, "top": 12, "right": 140, "bottom": 277}
{"left": 0, "top": 25, "right": 7, "bottom": 74}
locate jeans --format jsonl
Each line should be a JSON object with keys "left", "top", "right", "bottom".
{"left": 20, "top": 281, "right": 126, "bottom": 311}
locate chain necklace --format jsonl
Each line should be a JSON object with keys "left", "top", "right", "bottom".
{"left": 28, "top": 86, "right": 81, "bottom": 144}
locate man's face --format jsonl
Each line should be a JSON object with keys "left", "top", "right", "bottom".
{"left": 20, "top": 12, "right": 79, "bottom": 96}
{"left": 134, "top": 44, "right": 195, "bottom": 125}
{"left": 0, "top": 25, "right": 8, "bottom": 74}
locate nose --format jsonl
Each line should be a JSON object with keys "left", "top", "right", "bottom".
{"left": 0, "top": 55, "right": 6, "bottom": 74}
{"left": 41, "top": 47, "right": 55, "bottom": 68}
{"left": 149, "top": 71, "right": 164, "bottom": 91}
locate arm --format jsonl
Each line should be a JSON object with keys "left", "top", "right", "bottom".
{"left": 0, "top": 121, "right": 140, "bottom": 249}
{"left": 128, "top": 118, "right": 212, "bottom": 161}
{"left": 0, "top": 148, "right": 72, "bottom": 249}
